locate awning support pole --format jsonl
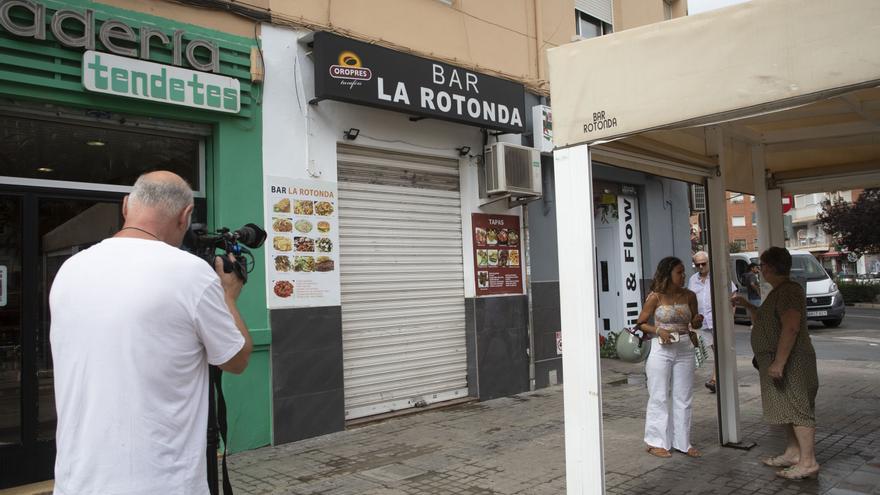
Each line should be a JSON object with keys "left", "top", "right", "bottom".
{"left": 753, "top": 145, "right": 786, "bottom": 252}
{"left": 555, "top": 144, "right": 605, "bottom": 495}
{"left": 706, "top": 130, "right": 742, "bottom": 446}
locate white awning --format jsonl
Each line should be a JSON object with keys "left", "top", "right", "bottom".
{"left": 548, "top": 0, "right": 880, "bottom": 194}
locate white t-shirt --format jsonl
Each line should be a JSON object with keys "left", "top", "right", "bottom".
{"left": 687, "top": 272, "right": 737, "bottom": 330}
{"left": 50, "top": 238, "right": 245, "bottom": 495}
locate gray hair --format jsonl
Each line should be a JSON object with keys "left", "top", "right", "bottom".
{"left": 693, "top": 250, "right": 709, "bottom": 261}
{"left": 128, "top": 173, "right": 193, "bottom": 218}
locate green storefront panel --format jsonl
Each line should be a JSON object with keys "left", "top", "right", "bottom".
{"left": 0, "top": 0, "right": 271, "bottom": 454}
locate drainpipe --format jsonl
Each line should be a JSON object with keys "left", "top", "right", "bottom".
{"left": 534, "top": 0, "right": 545, "bottom": 84}
{"left": 524, "top": 203, "right": 536, "bottom": 391}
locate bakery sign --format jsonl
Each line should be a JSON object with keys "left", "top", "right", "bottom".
{"left": 1, "top": 0, "right": 241, "bottom": 113}
{"left": 314, "top": 32, "right": 526, "bottom": 133}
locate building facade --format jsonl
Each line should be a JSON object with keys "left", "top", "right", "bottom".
{"left": 784, "top": 189, "right": 876, "bottom": 276}
{"left": 0, "top": 0, "right": 690, "bottom": 489}
{"left": 0, "top": 0, "right": 265, "bottom": 487}
{"left": 726, "top": 191, "right": 759, "bottom": 252}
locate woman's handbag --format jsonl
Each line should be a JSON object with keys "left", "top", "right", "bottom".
{"left": 616, "top": 327, "right": 652, "bottom": 363}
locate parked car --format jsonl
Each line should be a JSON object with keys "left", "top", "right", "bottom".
{"left": 730, "top": 250, "right": 845, "bottom": 327}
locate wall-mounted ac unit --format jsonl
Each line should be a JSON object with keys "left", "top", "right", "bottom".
{"left": 690, "top": 184, "right": 706, "bottom": 211}
{"left": 484, "top": 142, "right": 542, "bottom": 197}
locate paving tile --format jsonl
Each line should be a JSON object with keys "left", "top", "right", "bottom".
{"left": 225, "top": 356, "right": 880, "bottom": 494}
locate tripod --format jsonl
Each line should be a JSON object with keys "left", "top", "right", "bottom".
{"left": 206, "top": 366, "right": 232, "bottom": 495}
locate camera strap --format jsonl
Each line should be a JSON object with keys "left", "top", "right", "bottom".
{"left": 212, "top": 367, "right": 234, "bottom": 495}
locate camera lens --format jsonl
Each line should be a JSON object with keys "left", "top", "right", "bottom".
{"left": 234, "top": 223, "right": 267, "bottom": 248}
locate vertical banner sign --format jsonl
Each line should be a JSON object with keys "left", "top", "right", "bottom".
{"left": 265, "top": 177, "right": 341, "bottom": 308}
{"left": 618, "top": 195, "right": 643, "bottom": 328}
{"left": 472, "top": 213, "right": 523, "bottom": 296}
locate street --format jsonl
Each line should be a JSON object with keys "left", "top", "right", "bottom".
{"left": 735, "top": 307, "right": 880, "bottom": 361}
{"left": 221, "top": 307, "right": 880, "bottom": 495}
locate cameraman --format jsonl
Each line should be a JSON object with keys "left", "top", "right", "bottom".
{"left": 50, "top": 171, "right": 252, "bottom": 494}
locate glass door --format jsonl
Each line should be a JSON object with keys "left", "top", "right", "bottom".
{"left": 0, "top": 191, "right": 122, "bottom": 488}
{"left": 0, "top": 195, "right": 22, "bottom": 450}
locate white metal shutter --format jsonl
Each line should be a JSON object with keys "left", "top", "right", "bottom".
{"left": 337, "top": 144, "right": 468, "bottom": 420}
{"left": 576, "top": 0, "right": 613, "bottom": 25}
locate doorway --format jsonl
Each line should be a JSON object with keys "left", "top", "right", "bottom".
{"left": 0, "top": 100, "right": 208, "bottom": 487}
{"left": 0, "top": 190, "right": 124, "bottom": 487}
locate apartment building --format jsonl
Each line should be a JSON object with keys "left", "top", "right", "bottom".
{"left": 726, "top": 191, "right": 759, "bottom": 252}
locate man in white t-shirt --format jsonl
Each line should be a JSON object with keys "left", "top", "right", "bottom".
{"left": 50, "top": 171, "right": 252, "bottom": 495}
{"left": 686, "top": 251, "right": 736, "bottom": 394}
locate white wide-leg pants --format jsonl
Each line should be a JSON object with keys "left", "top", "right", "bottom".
{"left": 643, "top": 338, "right": 695, "bottom": 452}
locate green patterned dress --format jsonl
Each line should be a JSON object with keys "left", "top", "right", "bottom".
{"left": 750, "top": 280, "right": 819, "bottom": 427}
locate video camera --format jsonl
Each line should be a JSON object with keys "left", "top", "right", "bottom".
{"left": 185, "top": 223, "right": 267, "bottom": 283}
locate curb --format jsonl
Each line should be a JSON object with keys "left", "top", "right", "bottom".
{"left": 852, "top": 302, "right": 880, "bottom": 309}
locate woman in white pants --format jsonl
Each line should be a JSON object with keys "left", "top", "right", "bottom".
{"left": 635, "top": 257, "right": 704, "bottom": 458}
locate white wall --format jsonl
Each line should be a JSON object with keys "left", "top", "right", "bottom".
{"left": 260, "top": 24, "right": 525, "bottom": 301}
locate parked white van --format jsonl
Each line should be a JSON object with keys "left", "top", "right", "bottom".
{"left": 729, "top": 250, "right": 846, "bottom": 327}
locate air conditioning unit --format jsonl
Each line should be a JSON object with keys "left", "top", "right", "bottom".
{"left": 690, "top": 184, "right": 706, "bottom": 212}
{"left": 483, "top": 142, "right": 542, "bottom": 197}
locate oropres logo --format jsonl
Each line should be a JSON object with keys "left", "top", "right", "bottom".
{"left": 329, "top": 50, "right": 372, "bottom": 81}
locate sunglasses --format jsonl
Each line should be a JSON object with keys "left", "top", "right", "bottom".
{"left": 694, "top": 262, "right": 708, "bottom": 267}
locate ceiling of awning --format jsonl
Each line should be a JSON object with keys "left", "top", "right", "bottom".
{"left": 548, "top": 0, "right": 880, "bottom": 195}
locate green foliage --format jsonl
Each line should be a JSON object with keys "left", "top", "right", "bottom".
{"left": 600, "top": 331, "right": 619, "bottom": 359}
{"left": 818, "top": 189, "right": 880, "bottom": 256}
{"left": 728, "top": 242, "right": 742, "bottom": 253}
{"left": 838, "top": 282, "right": 880, "bottom": 304}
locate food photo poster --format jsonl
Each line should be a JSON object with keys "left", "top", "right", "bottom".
{"left": 264, "top": 176, "right": 341, "bottom": 308}
{"left": 471, "top": 213, "right": 524, "bottom": 296}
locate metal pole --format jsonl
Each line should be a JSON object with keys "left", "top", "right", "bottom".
{"left": 523, "top": 204, "right": 536, "bottom": 391}
{"left": 555, "top": 144, "right": 605, "bottom": 494}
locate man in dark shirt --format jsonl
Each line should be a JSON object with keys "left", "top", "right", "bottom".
{"left": 743, "top": 262, "right": 762, "bottom": 305}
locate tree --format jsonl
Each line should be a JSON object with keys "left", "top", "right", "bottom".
{"left": 817, "top": 189, "right": 880, "bottom": 256}
{"left": 728, "top": 242, "right": 742, "bottom": 253}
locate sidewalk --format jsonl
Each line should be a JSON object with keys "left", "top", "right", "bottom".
{"left": 226, "top": 356, "right": 880, "bottom": 494}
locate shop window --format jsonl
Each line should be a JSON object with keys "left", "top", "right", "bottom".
{"left": 0, "top": 111, "right": 204, "bottom": 194}
{"left": 732, "top": 216, "right": 746, "bottom": 227}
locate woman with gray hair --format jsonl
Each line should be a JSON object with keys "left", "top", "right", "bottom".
{"left": 733, "top": 246, "right": 820, "bottom": 480}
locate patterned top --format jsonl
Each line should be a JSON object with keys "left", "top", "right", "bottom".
{"left": 750, "top": 280, "right": 819, "bottom": 427}
{"left": 654, "top": 293, "right": 691, "bottom": 334}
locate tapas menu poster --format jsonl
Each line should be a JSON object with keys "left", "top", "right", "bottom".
{"left": 472, "top": 213, "right": 523, "bottom": 296}
{"left": 265, "top": 176, "right": 341, "bottom": 308}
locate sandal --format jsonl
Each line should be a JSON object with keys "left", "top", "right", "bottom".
{"left": 761, "top": 455, "right": 797, "bottom": 468}
{"left": 646, "top": 446, "right": 672, "bottom": 458}
{"left": 705, "top": 379, "right": 716, "bottom": 393}
{"left": 677, "top": 447, "right": 702, "bottom": 458}
{"left": 776, "top": 464, "right": 819, "bottom": 480}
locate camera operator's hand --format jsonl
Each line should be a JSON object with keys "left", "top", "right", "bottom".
{"left": 214, "top": 255, "right": 244, "bottom": 301}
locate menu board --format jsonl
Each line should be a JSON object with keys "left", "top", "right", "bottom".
{"left": 265, "top": 177, "right": 341, "bottom": 308}
{"left": 472, "top": 213, "right": 523, "bottom": 296}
